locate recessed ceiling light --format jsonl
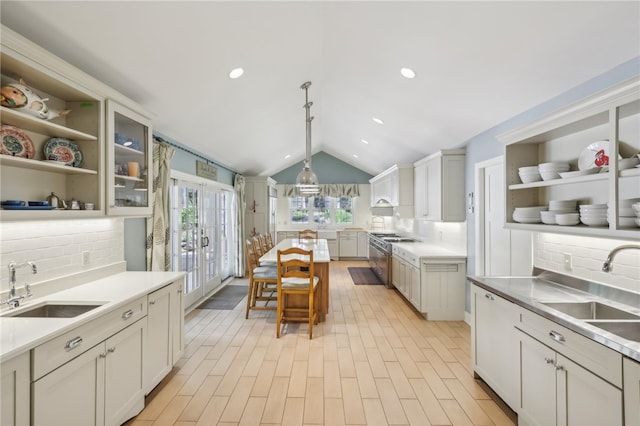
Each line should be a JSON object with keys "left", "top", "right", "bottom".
{"left": 372, "top": 117, "right": 384, "bottom": 125}
{"left": 353, "top": 154, "right": 359, "bottom": 159}
{"left": 284, "top": 154, "right": 291, "bottom": 159}
{"left": 361, "top": 139, "right": 369, "bottom": 144}
{"left": 229, "top": 67, "right": 244, "bottom": 79}
{"left": 400, "top": 67, "right": 416, "bottom": 79}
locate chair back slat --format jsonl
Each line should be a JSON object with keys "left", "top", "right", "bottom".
{"left": 298, "top": 229, "right": 318, "bottom": 242}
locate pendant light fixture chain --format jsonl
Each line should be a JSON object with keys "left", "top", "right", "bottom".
{"left": 296, "top": 81, "right": 319, "bottom": 193}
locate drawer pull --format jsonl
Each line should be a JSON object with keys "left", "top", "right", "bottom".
{"left": 107, "top": 347, "right": 116, "bottom": 353}
{"left": 544, "top": 357, "right": 554, "bottom": 364}
{"left": 65, "top": 336, "right": 83, "bottom": 350}
{"left": 99, "top": 352, "right": 107, "bottom": 358}
{"left": 149, "top": 300, "right": 156, "bottom": 305}
{"left": 555, "top": 364, "right": 564, "bottom": 371}
{"left": 484, "top": 293, "right": 495, "bottom": 301}
{"left": 122, "top": 309, "right": 134, "bottom": 320}
{"left": 549, "top": 330, "right": 565, "bottom": 343}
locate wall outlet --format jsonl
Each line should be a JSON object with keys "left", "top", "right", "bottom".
{"left": 82, "top": 251, "right": 90, "bottom": 265}
{"left": 563, "top": 253, "right": 572, "bottom": 271}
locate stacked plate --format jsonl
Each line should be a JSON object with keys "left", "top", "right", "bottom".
{"left": 540, "top": 200, "right": 577, "bottom": 224}
{"left": 513, "top": 206, "right": 547, "bottom": 223}
{"left": 519, "top": 166, "right": 541, "bottom": 184}
{"left": 538, "top": 162, "right": 570, "bottom": 181}
{"left": 608, "top": 198, "right": 640, "bottom": 228}
{"left": 579, "top": 204, "right": 608, "bottom": 226}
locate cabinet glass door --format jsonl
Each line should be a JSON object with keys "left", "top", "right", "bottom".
{"left": 106, "top": 100, "right": 152, "bottom": 216}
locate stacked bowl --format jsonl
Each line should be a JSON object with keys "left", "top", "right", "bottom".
{"left": 519, "top": 166, "right": 541, "bottom": 184}
{"left": 579, "top": 204, "right": 608, "bottom": 226}
{"left": 541, "top": 200, "right": 577, "bottom": 225}
{"left": 513, "top": 206, "right": 547, "bottom": 223}
{"left": 538, "top": 162, "right": 570, "bottom": 181}
{"left": 608, "top": 198, "right": 640, "bottom": 228}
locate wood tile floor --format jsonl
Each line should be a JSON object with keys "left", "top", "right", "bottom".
{"left": 127, "top": 260, "right": 516, "bottom": 426}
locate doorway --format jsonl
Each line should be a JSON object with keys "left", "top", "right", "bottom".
{"left": 475, "top": 156, "right": 532, "bottom": 276}
{"left": 170, "top": 171, "right": 236, "bottom": 309}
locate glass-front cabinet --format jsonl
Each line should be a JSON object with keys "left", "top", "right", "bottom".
{"left": 106, "top": 100, "right": 152, "bottom": 216}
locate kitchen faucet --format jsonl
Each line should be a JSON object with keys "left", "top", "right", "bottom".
{"left": 4, "top": 261, "right": 37, "bottom": 308}
{"left": 602, "top": 245, "right": 640, "bottom": 273}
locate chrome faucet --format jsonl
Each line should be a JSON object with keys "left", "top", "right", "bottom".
{"left": 4, "top": 261, "right": 37, "bottom": 308}
{"left": 602, "top": 245, "right": 640, "bottom": 273}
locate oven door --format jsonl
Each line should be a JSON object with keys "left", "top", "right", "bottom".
{"left": 369, "top": 242, "right": 390, "bottom": 288}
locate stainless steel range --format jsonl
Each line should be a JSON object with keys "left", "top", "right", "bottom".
{"left": 368, "top": 233, "right": 417, "bottom": 288}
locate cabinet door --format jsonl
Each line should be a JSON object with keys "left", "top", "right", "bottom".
{"left": 408, "top": 264, "right": 421, "bottom": 309}
{"left": 357, "top": 232, "right": 369, "bottom": 257}
{"left": 145, "top": 285, "right": 172, "bottom": 393}
{"left": 557, "top": 353, "right": 622, "bottom": 426}
{"left": 1, "top": 352, "right": 30, "bottom": 426}
{"left": 391, "top": 256, "right": 402, "bottom": 290}
{"left": 471, "top": 286, "right": 519, "bottom": 411}
{"left": 425, "top": 157, "right": 442, "bottom": 221}
{"left": 441, "top": 155, "right": 466, "bottom": 221}
{"left": 106, "top": 99, "right": 153, "bottom": 216}
{"left": 518, "top": 331, "right": 557, "bottom": 426}
{"left": 420, "top": 262, "right": 465, "bottom": 320}
{"left": 171, "top": 280, "right": 185, "bottom": 362}
{"left": 32, "top": 343, "right": 105, "bottom": 426}
{"left": 105, "top": 320, "right": 146, "bottom": 426}
{"left": 414, "top": 162, "right": 427, "bottom": 217}
{"left": 339, "top": 232, "right": 358, "bottom": 257}
{"left": 624, "top": 357, "right": 640, "bottom": 425}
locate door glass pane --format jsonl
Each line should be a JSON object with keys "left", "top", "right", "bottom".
{"left": 171, "top": 184, "right": 201, "bottom": 302}
{"left": 113, "top": 111, "right": 149, "bottom": 207}
{"left": 202, "top": 189, "right": 218, "bottom": 284}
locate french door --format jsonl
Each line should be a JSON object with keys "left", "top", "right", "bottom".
{"left": 170, "top": 174, "right": 236, "bottom": 309}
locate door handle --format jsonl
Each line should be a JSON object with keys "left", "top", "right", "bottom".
{"left": 201, "top": 235, "right": 210, "bottom": 247}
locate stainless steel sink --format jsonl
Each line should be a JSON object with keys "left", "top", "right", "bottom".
{"left": 3, "top": 303, "right": 103, "bottom": 318}
{"left": 541, "top": 301, "right": 640, "bottom": 320}
{"left": 586, "top": 321, "right": 640, "bottom": 342}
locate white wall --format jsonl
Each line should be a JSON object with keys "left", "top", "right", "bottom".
{"left": 534, "top": 232, "right": 640, "bottom": 294}
{"left": 0, "top": 218, "right": 124, "bottom": 294}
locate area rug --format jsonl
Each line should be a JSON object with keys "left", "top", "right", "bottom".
{"left": 197, "top": 284, "right": 248, "bottom": 310}
{"left": 348, "top": 267, "right": 384, "bottom": 285}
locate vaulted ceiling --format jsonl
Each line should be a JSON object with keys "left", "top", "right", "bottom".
{"left": 2, "top": 1, "right": 638, "bottom": 177}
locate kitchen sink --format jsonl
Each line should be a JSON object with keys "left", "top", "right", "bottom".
{"left": 3, "top": 302, "right": 103, "bottom": 318}
{"left": 586, "top": 321, "right": 640, "bottom": 342}
{"left": 541, "top": 301, "right": 640, "bottom": 320}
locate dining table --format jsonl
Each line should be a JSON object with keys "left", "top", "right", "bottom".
{"left": 259, "top": 238, "right": 331, "bottom": 322}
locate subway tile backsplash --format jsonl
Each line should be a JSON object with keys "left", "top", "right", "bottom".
{"left": 534, "top": 232, "right": 640, "bottom": 294}
{"left": 0, "top": 218, "right": 124, "bottom": 293}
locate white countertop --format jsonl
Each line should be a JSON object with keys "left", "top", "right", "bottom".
{"left": 0, "top": 271, "right": 185, "bottom": 362}
{"left": 260, "top": 238, "right": 331, "bottom": 264}
{"left": 392, "top": 241, "right": 467, "bottom": 259}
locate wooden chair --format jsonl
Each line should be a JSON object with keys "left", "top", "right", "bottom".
{"left": 264, "top": 232, "right": 275, "bottom": 250}
{"left": 245, "top": 240, "right": 277, "bottom": 319}
{"left": 253, "top": 235, "right": 276, "bottom": 267}
{"left": 298, "top": 229, "right": 318, "bottom": 241}
{"left": 276, "top": 247, "right": 319, "bottom": 339}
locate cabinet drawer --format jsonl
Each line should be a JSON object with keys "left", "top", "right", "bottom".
{"left": 517, "top": 308, "right": 622, "bottom": 387}
{"left": 33, "top": 296, "right": 147, "bottom": 380}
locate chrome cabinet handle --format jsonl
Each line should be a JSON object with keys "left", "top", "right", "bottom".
{"left": 99, "top": 352, "right": 107, "bottom": 358}
{"left": 544, "top": 357, "right": 554, "bottom": 364}
{"left": 107, "top": 347, "right": 116, "bottom": 353}
{"left": 484, "top": 293, "right": 495, "bottom": 301}
{"left": 122, "top": 309, "right": 134, "bottom": 320}
{"left": 149, "top": 300, "right": 156, "bottom": 305}
{"left": 65, "top": 336, "right": 83, "bottom": 350}
{"left": 549, "top": 330, "right": 565, "bottom": 343}
{"left": 555, "top": 364, "right": 564, "bottom": 371}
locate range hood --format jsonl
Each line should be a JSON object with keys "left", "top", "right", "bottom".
{"left": 370, "top": 199, "right": 395, "bottom": 216}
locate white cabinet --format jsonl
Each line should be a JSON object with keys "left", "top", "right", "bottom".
{"left": 518, "top": 330, "right": 622, "bottom": 426}
{"left": 106, "top": 99, "right": 153, "bottom": 216}
{"left": 517, "top": 309, "right": 623, "bottom": 425}
{"left": 369, "top": 164, "right": 414, "bottom": 216}
{"left": 32, "top": 319, "right": 146, "bottom": 426}
{"left": 357, "top": 232, "right": 368, "bottom": 258}
{"left": 146, "top": 279, "right": 184, "bottom": 394}
{"left": 245, "top": 176, "right": 277, "bottom": 238}
{"left": 1, "top": 26, "right": 103, "bottom": 221}
{"left": 1, "top": 352, "right": 30, "bottom": 426}
{"left": 414, "top": 150, "right": 466, "bottom": 221}
{"left": 327, "top": 239, "right": 339, "bottom": 260}
{"left": 470, "top": 285, "right": 520, "bottom": 411}
{"left": 391, "top": 246, "right": 419, "bottom": 309}
{"left": 420, "top": 259, "right": 466, "bottom": 320}
{"left": 498, "top": 77, "right": 640, "bottom": 240}
{"left": 624, "top": 357, "right": 640, "bottom": 425}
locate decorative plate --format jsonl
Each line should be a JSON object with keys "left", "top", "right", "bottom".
{"left": 578, "top": 140, "right": 621, "bottom": 170}
{"left": 43, "top": 138, "right": 83, "bottom": 167}
{"left": 0, "top": 125, "right": 35, "bottom": 158}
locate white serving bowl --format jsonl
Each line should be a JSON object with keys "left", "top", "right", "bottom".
{"left": 580, "top": 216, "right": 608, "bottom": 226}
{"left": 519, "top": 166, "right": 540, "bottom": 173}
{"left": 549, "top": 200, "right": 577, "bottom": 210}
{"left": 540, "top": 170, "right": 562, "bottom": 181}
{"left": 540, "top": 211, "right": 557, "bottom": 224}
{"left": 618, "top": 157, "right": 640, "bottom": 170}
{"left": 556, "top": 213, "right": 580, "bottom": 226}
{"left": 519, "top": 173, "right": 542, "bottom": 184}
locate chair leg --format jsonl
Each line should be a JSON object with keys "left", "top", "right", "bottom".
{"left": 245, "top": 279, "right": 254, "bottom": 319}
{"left": 276, "top": 290, "right": 282, "bottom": 338}
{"left": 308, "top": 289, "right": 313, "bottom": 339}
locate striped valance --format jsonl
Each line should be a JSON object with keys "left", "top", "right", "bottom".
{"left": 283, "top": 184, "right": 360, "bottom": 198}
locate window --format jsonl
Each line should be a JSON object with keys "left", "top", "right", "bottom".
{"left": 289, "top": 196, "right": 354, "bottom": 225}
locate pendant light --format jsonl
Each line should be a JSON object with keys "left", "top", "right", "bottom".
{"left": 296, "top": 81, "right": 320, "bottom": 194}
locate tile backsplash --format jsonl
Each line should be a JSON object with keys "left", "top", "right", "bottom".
{"left": 534, "top": 232, "right": 640, "bottom": 294}
{"left": 0, "top": 218, "right": 124, "bottom": 293}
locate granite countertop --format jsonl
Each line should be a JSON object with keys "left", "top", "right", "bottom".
{"left": 0, "top": 271, "right": 185, "bottom": 362}
{"left": 468, "top": 273, "right": 640, "bottom": 362}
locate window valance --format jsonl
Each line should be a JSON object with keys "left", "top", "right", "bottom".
{"left": 283, "top": 184, "right": 360, "bottom": 198}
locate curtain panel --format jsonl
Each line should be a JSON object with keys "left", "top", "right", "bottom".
{"left": 146, "top": 141, "right": 175, "bottom": 271}
{"left": 283, "top": 183, "right": 360, "bottom": 198}
{"left": 234, "top": 174, "right": 246, "bottom": 277}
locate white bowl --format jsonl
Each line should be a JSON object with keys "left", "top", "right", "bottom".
{"left": 519, "top": 166, "right": 539, "bottom": 173}
{"left": 556, "top": 213, "right": 580, "bottom": 226}
{"left": 549, "top": 209, "right": 578, "bottom": 214}
{"left": 580, "top": 216, "right": 608, "bottom": 226}
{"left": 540, "top": 170, "right": 562, "bottom": 181}
{"left": 519, "top": 173, "right": 542, "bottom": 184}
{"left": 618, "top": 157, "right": 640, "bottom": 170}
{"left": 549, "top": 200, "right": 577, "bottom": 210}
